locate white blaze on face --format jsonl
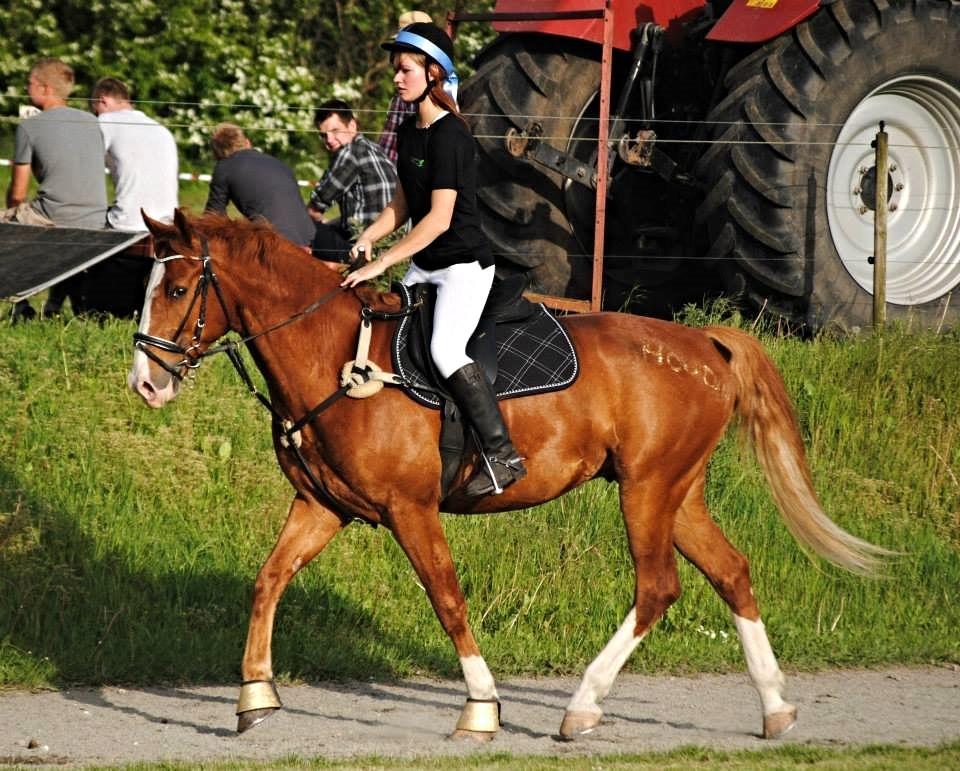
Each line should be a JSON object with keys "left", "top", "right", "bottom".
{"left": 128, "top": 262, "right": 176, "bottom": 405}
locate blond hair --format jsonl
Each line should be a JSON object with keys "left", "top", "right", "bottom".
{"left": 211, "top": 123, "right": 250, "bottom": 160}
{"left": 31, "top": 58, "right": 75, "bottom": 99}
{"left": 397, "top": 10, "right": 432, "bottom": 28}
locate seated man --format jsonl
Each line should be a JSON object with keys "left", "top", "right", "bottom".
{"left": 3, "top": 57, "right": 107, "bottom": 320}
{"left": 72, "top": 76, "right": 181, "bottom": 317}
{"left": 92, "top": 76, "right": 178, "bottom": 231}
{"left": 309, "top": 99, "right": 397, "bottom": 261}
{"left": 204, "top": 123, "right": 315, "bottom": 250}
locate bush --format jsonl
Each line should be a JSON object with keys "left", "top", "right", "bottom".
{"left": 1, "top": 0, "right": 494, "bottom": 177}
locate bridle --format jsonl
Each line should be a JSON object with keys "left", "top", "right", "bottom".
{"left": 132, "top": 244, "right": 222, "bottom": 381}
{"left": 132, "top": 236, "right": 411, "bottom": 517}
{"left": 133, "top": 237, "right": 349, "bottom": 382}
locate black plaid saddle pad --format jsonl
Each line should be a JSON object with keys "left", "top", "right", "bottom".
{"left": 391, "top": 283, "right": 579, "bottom": 409}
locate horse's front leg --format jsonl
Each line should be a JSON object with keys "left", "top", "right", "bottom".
{"left": 390, "top": 509, "right": 501, "bottom": 742}
{"left": 237, "top": 493, "right": 345, "bottom": 733}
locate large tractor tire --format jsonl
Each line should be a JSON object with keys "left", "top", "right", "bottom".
{"left": 696, "top": 0, "right": 960, "bottom": 331}
{"left": 460, "top": 34, "right": 600, "bottom": 298}
{"left": 461, "top": 34, "right": 698, "bottom": 309}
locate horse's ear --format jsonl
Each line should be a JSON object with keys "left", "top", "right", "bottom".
{"left": 172, "top": 208, "right": 194, "bottom": 246}
{"left": 141, "top": 209, "right": 178, "bottom": 240}
{"left": 142, "top": 209, "right": 199, "bottom": 254}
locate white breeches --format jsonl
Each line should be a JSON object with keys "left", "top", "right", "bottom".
{"left": 403, "top": 261, "right": 495, "bottom": 379}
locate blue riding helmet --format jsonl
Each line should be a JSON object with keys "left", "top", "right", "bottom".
{"left": 381, "top": 22, "right": 455, "bottom": 77}
{"left": 381, "top": 21, "right": 460, "bottom": 103}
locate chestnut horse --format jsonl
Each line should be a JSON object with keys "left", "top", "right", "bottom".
{"left": 129, "top": 210, "right": 884, "bottom": 741}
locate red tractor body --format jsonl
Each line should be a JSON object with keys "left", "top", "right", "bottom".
{"left": 489, "top": 0, "right": 821, "bottom": 48}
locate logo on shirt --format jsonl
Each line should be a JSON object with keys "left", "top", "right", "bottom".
{"left": 411, "top": 157, "right": 425, "bottom": 168}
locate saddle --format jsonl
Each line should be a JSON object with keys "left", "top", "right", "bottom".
{"left": 389, "top": 274, "right": 579, "bottom": 501}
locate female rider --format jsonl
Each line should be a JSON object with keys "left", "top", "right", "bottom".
{"left": 341, "top": 21, "right": 526, "bottom": 496}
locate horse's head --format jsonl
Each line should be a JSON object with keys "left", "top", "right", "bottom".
{"left": 128, "top": 209, "right": 235, "bottom": 408}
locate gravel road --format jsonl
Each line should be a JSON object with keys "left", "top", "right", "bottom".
{"left": 2, "top": 666, "right": 958, "bottom": 767}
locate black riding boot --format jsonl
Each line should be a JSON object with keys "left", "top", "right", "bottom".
{"left": 446, "top": 362, "right": 527, "bottom": 496}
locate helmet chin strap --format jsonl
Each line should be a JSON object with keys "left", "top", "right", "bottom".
{"left": 414, "top": 77, "right": 458, "bottom": 107}
{"left": 413, "top": 79, "right": 437, "bottom": 104}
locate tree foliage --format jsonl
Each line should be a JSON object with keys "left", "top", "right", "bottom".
{"left": 1, "top": 0, "right": 493, "bottom": 175}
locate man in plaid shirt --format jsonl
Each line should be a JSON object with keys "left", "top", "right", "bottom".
{"left": 309, "top": 99, "right": 398, "bottom": 263}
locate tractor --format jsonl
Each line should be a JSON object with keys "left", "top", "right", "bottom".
{"left": 457, "top": 0, "right": 960, "bottom": 330}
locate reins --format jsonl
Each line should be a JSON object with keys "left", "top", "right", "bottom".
{"left": 133, "top": 243, "right": 350, "bottom": 376}
{"left": 134, "top": 239, "right": 420, "bottom": 505}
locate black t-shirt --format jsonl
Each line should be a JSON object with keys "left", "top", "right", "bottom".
{"left": 396, "top": 113, "right": 494, "bottom": 271}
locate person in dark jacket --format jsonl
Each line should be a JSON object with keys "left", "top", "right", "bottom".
{"left": 204, "top": 123, "right": 314, "bottom": 249}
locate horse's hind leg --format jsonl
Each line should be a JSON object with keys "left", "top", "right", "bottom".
{"left": 561, "top": 477, "right": 682, "bottom": 739}
{"left": 236, "top": 494, "right": 344, "bottom": 733}
{"left": 673, "top": 483, "right": 797, "bottom": 738}
{"left": 389, "top": 510, "right": 500, "bottom": 742}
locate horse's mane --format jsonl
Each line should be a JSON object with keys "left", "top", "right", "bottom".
{"left": 185, "top": 211, "right": 293, "bottom": 269}
{"left": 181, "top": 210, "right": 402, "bottom": 311}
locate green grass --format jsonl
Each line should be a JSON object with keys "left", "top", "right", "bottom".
{"left": 15, "top": 741, "right": 960, "bottom": 770}
{"left": 0, "top": 311, "right": 958, "bottom": 689}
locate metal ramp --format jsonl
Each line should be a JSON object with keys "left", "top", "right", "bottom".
{"left": 1, "top": 223, "right": 154, "bottom": 318}
{"left": 0, "top": 223, "right": 147, "bottom": 302}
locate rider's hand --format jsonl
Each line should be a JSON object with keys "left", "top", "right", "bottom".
{"left": 348, "top": 239, "right": 373, "bottom": 264}
{"left": 341, "top": 256, "right": 388, "bottom": 288}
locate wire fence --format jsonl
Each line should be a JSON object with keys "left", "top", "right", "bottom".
{"left": 4, "top": 92, "right": 960, "bottom": 141}
{"left": 2, "top": 92, "right": 959, "bottom": 306}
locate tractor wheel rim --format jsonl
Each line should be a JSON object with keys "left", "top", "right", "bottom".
{"left": 826, "top": 75, "right": 960, "bottom": 306}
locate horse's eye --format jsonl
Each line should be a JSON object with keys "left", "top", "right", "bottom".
{"left": 168, "top": 286, "right": 187, "bottom": 300}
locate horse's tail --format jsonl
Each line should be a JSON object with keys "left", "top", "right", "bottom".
{"left": 706, "top": 326, "right": 889, "bottom": 576}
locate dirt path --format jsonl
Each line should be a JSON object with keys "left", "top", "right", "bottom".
{"left": 2, "top": 666, "right": 958, "bottom": 767}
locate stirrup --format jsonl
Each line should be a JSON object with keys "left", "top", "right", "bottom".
{"left": 466, "top": 455, "right": 526, "bottom": 497}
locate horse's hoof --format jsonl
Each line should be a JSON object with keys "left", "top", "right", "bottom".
{"left": 449, "top": 728, "right": 496, "bottom": 742}
{"left": 763, "top": 705, "right": 798, "bottom": 739}
{"left": 236, "top": 707, "right": 279, "bottom": 734}
{"left": 236, "top": 679, "right": 282, "bottom": 733}
{"left": 559, "top": 709, "right": 602, "bottom": 739}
